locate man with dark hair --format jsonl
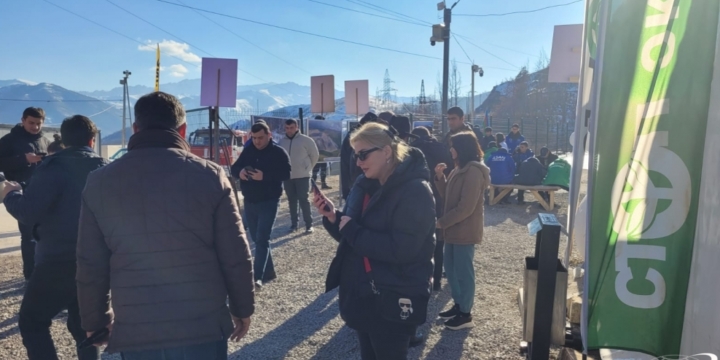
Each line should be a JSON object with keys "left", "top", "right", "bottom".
{"left": 279, "top": 118, "right": 319, "bottom": 234}
{"left": 513, "top": 141, "right": 534, "bottom": 172}
{"left": 0, "top": 106, "right": 50, "bottom": 280}
{"left": 3, "top": 115, "right": 106, "bottom": 360}
{"left": 444, "top": 107, "right": 473, "bottom": 145}
{"left": 377, "top": 111, "right": 395, "bottom": 123}
{"left": 232, "top": 122, "right": 291, "bottom": 289}
{"left": 410, "top": 126, "right": 453, "bottom": 292}
{"left": 506, "top": 123, "right": 526, "bottom": 153}
{"left": 514, "top": 156, "right": 547, "bottom": 205}
{"left": 389, "top": 115, "right": 418, "bottom": 142}
{"left": 76, "top": 92, "right": 255, "bottom": 358}
{"left": 479, "top": 127, "right": 495, "bottom": 151}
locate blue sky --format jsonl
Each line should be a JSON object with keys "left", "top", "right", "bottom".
{"left": 0, "top": 0, "right": 585, "bottom": 96}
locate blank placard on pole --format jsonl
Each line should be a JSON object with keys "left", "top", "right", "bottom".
{"left": 548, "top": 24, "right": 583, "bottom": 83}
{"left": 311, "top": 75, "right": 335, "bottom": 114}
{"left": 200, "top": 58, "right": 238, "bottom": 107}
{"left": 344, "top": 80, "right": 369, "bottom": 115}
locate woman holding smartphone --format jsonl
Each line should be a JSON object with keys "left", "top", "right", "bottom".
{"left": 313, "top": 122, "right": 435, "bottom": 360}
{"left": 434, "top": 132, "right": 490, "bottom": 331}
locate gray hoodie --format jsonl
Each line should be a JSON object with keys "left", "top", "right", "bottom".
{"left": 279, "top": 131, "right": 320, "bottom": 179}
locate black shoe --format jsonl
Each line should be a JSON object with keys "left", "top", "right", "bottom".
{"left": 409, "top": 330, "right": 425, "bottom": 347}
{"left": 438, "top": 304, "right": 460, "bottom": 320}
{"left": 254, "top": 280, "right": 263, "bottom": 290}
{"left": 288, "top": 226, "right": 298, "bottom": 234}
{"left": 321, "top": 184, "right": 332, "bottom": 190}
{"left": 305, "top": 226, "right": 314, "bottom": 234}
{"left": 444, "top": 312, "right": 474, "bottom": 330}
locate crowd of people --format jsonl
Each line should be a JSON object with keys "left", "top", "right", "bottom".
{"left": 0, "top": 94, "right": 570, "bottom": 359}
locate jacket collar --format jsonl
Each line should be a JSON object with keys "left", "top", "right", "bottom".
{"left": 127, "top": 128, "right": 190, "bottom": 152}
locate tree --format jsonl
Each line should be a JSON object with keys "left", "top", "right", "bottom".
{"left": 449, "top": 59, "right": 462, "bottom": 108}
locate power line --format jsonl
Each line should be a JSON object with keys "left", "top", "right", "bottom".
{"left": 105, "top": 0, "right": 214, "bottom": 56}
{"left": 452, "top": 34, "right": 473, "bottom": 64}
{"left": 456, "top": 36, "right": 519, "bottom": 69}
{"left": 347, "top": 0, "right": 433, "bottom": 25}
{"left": 176, "top": 0, "right": 312, "bottom": 75}
{"left": 156, "top": 0, "right": 446, "bottom": 62}
{"left": 43, "top": 0, "right": 271, "bottom": 84}
{"left": 455, "top": 0, "right": 583, "bottom": 17}
{"left": 307, "top": 0, "right": 427, "bottom": 27}
{"left": 0, "top": 98, "right": 123, "bottom": 102}
{"left": 455, "top": 35, "right": 540, "bottom": 58}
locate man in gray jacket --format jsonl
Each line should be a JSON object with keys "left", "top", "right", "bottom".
{"left": 76, "top": 92, "right": 254, "bottom": 359}
{"left": 279, "top": 118, "right": 319, "bottom": 233}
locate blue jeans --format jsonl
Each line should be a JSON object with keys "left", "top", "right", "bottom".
{"left": 244, "top": 198, "right": 280, "bottom": 281}
{"left": 121, "top": 339, "right": 227, "bottom": 360}
{"left": 444, "top": 243, "right": 476, "bottom": 313}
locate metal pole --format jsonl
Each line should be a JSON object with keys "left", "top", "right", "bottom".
{"left": 121, "top": 78, "right": 126, "bottom": 148}
{"left": 214, "top": 69, "right": 221, "bottom": 166}
{"left": 441, "top": 7, "right": 451, "bottom": 135}
{"left": 471, "top": 66, "right": 475, "bottom": 124}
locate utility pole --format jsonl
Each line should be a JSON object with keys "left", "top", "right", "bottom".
{"left": 119, "top": 70, "right": 131, "bottom": 148}
{"left": 431, "top": 1, "right": 460, "bottom": 135}
{"left": 471, "top": 64, "right": 484, "bottom": 124}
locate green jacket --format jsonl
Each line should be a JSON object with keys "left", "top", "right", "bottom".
{"left": 542, "top": 158, "right": 571, "bottom": 188}
{"left": 483, "top": 147, "right": 499, "bottom": 163}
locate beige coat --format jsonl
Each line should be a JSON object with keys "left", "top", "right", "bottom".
{"left": 435, "top": 161, "right": 491, "bottom": 245}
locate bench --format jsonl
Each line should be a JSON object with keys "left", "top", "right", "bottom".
{"left": 488, "top": 184, "right": 562, "bottom": 211}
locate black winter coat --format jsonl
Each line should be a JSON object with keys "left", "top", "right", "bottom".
{"left": 340, "top": 132, "right": 364, "bottom": 200}
{"left": 0, "top": 125, "right": 50, "bottom": 184}
{"left": 231, "top": 142, "right": 291, "bottom": 203}
{"left": 514, "top": 157, "right": 547, "bottom": 186}
{"left": 4, "top": 146, "right": 107, "bottom": 263}
{"left": 411, "top": 135, "right": 454, "bottom": 214}
{"left": 480, "top": 135, "right": 495, "bottom": 152}
{"left": 538, "top": 152, "right": 559, "bottom": 168}
{"left": 323, "top": 148, "right": 436, "bottom": 335}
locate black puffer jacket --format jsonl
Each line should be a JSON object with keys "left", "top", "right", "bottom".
{"left": 411, "top": 135, "right": 454, "bottom": 214}
{"left": 4, "top": 147, "right": 107, "bottom": 263}
{"left": 0, "top": 125, "right": 50, "bottom": 184}
{"left": 514, "top": 157, "right": 547, "bottom": 186}
{"left": 323, "top": 148, "right": 436, "bottom": 335}
{"left": 340, "top": 132, "right": 364, "bottom": 200}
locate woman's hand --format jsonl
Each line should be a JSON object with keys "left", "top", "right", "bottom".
{"left": 434, "top": 163, "right": 447, "bottom": 178}
{"left": 313, "top": 192, "right": 336, "bottom": 223}
{"left": 339, "top": 216, "right": 351, "bottom": 230}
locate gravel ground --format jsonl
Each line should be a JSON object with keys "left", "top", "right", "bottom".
{"left": 0, "top": 174, "right": 583, "bottom": 359}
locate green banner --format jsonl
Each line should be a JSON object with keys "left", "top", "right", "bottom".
{"left": 587, "top": 0, "right": 718, "bottom": 356}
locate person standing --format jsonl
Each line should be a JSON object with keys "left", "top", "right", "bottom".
{"left": 0, "top": 107, "right": 50, "bottom": 280}
{"left": 506, "top": 123, "right": 526, "bottom": 153}
{"left": 340, "top": 112, "right": 381, "bottom": 200}
{"left": 3, "top": 115, "right": 107, "bottom": 360}
{"left": 411, "top": 127, "right": 454, "bottom": 292}
{"left": 434, "top": 132, "right": 490, "bottom": 331}
{"left": 443, "top": 107, "right": 473, "bottom": 145}
{"left": 232, "top": 122, "right": 291, "bottom": 289}
{"left": 479, "top": 127, "right": 495, "bottom": 151}
{"left": 76, "top": 92, "right": 255, "bottom": 359}
{"left": 314, "top": 122, "right": 435, "bottom": 359}
{"left": 279, "top": 119, "right": 319, "bottom": 234}
{"left": 311, "top": 116, "right": 332, "bottom": 190}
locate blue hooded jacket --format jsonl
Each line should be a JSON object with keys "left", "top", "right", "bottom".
{"left": 506, "top": 132, "right": 525, "bottom": 153}
{"left": 488, "top": 148, "right": 516, "bottom": 185}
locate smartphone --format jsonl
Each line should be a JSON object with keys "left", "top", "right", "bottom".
{"left": 242, "top": 166, "right": 255, "bottom": 180}
{"left": 311, "top": 181, "right": 331, "bottom": 212}
{"left": 36, "top": 152, "right": 48, "bottom": 157}
{"left": 77, "top": 327, "right": 109, "bottom": 350}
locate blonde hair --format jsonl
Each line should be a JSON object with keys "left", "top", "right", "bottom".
{"left": 350, "top": 122, "right": 409, "bottom": 165}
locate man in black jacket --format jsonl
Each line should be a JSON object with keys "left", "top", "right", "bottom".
{"left": 3, "top": 115, "right": 107, "bottom": 360}
{"left": 0, "top": 107, "right": 50, "bottom": 280}
{"left": 231, "top": 122, "right": 291, "bottom": 288}
{"left": 479, "top": 127, "right": 495, "bottom": 152}
{"left": 513, "top": 156, "right": 547, "bottom": 205}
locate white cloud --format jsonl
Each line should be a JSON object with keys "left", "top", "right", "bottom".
{"left": 139, "top": 39, "right": 201, "bottom": 63}
{"left": 168, "top": 64, "right": 188, "bottom": 77}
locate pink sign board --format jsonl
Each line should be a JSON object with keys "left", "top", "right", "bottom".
{"left": 200, "top": 57, "right": 238, "bottom": 107}
{"left": 345, "top": 80, "right": 369, "bottom": 115}
{"left": 548, "top": 24, "right": 583, "bottom": 83}
{"left": 311, "top": 75, "right": 335, "bottom": 113}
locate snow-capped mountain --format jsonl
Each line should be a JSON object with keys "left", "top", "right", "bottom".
{"left": 0, "top": 82, "right": 123, "bottom": 134}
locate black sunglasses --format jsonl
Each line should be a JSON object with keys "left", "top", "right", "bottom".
{"left": 354, "top": 147, "right": 381, "bottom": 161}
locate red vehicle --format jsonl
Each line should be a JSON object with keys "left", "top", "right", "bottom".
{"left": 188, "top": 128, "right": 247, "bottom": 171}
